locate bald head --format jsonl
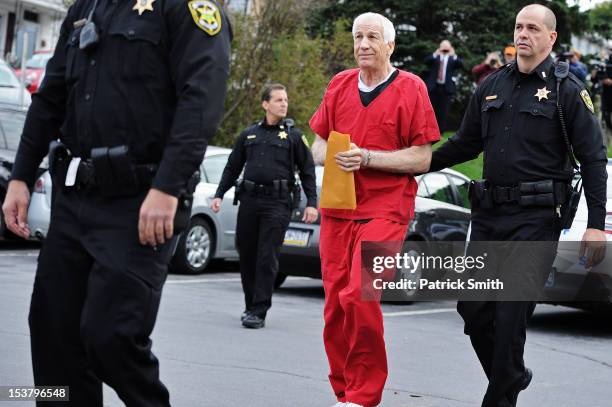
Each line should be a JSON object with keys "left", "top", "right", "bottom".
{"left": 518, "top": 4, "right": 556, "bottom": 31}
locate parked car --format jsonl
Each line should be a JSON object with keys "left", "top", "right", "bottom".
{"left": 278, "top": 166, "right": 472, "bottom": 300}
{"left": 14, "top": 50, "right": 53, "bottom": 94}
{"left": 545, "top": 160, "right": 612, "bottom": 307}
{"left": 28, "top": 146, "right": 239, "bottom": 273}
{"left": 0, "top": 60, "right": 31, "bottom": 107}
{"left": 0, "top": 104, "right": 46, "bottom": 239}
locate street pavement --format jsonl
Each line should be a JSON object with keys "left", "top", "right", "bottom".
{"left": 1, "top": 242, "right": 611, "bottom": 406}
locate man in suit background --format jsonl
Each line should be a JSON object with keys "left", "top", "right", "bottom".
{"left": 424, "top": 40, "right": 463, "bottom": 133}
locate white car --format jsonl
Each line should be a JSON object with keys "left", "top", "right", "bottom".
{"left": 27, "top": 146, "right": 240, "bottom": 274}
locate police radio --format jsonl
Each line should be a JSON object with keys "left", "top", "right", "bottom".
{"left": 79, "top": 0, "right": 100, "bottom": 51}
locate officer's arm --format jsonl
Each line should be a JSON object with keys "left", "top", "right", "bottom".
{"left": 311, "top": 135, "right": 327, "bottom": 166}
{"left": 429, "top": 86, "right": 484, "bottom": 172}
{"left": 214, "top": 132, "right": 247, "bottom": 199}
{"left": 10, "top": 11, "right": 74, "bottom": 186}
{"left": 154, "top": 1, "right": 231, "bottom": 197}
{"left": 293, "top": 131, "right": 317, "bottom": 208}
{"left": 565, "top": 83, "right": 608, "bottom": 230}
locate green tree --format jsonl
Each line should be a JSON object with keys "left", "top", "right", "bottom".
{"left": 587, "top": 1, "right": 612, "bottom": 40}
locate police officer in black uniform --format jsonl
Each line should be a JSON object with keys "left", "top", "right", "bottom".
{"left": 2, "top": 0, "right": 231, "bottom": 406}
{"left": 428, "top": 4, "right": 607, "bottom": 407}
{"left": 212, "top": 83, "right": 318, "bottom": 329}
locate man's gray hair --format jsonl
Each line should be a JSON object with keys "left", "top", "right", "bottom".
{"left": 352, "top": 12, "right": 396, "bottom": 44}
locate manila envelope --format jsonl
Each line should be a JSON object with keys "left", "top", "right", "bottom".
{"left": 320, "top": 131, "right": 357, "bottom": 209}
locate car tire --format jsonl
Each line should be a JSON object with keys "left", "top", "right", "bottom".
{"left": 171, "top": 217, "right": 215, "bottom": 274}
{"left": 386, "top": 241, "right": 424, "bottom": 303}
{"left": 274, "top": 272, "right": 288, "bottom": 289}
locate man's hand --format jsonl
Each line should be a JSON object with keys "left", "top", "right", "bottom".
{"left": 302, "top": 206, "right": 318, "bottom": 224}
{"left": 138, "top": 188, "right": 178, "bottom": 246}
{"left": 579, "top": 228, "right": 607, "bottom": 269}
{"left": 603, "top": 78, "right": 612, "bottom": 86}
{"left": 335, "top": 143, "right": 364, "bottom": 172}
{"left": 2, "top": 180, "right": 31, "bottom": 239}
{"left": 211, "top": 197, "right": 222, "bottom": 213}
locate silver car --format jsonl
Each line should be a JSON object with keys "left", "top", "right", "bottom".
{"left": 0, "top": 59, "right": 31, "bottom": 107}
{"left": 28, "top": 146, "right": 240, "bottom": 273}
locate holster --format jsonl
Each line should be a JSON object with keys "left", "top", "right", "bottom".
{"left": 291, "top": 182, "right": 302, "bottom": 209}
{"left": 468, "top": 180, "right": 493, "bottom": 209}
{"left": 559, "top": 181, "right": 582, "bottom": 229}
{"left": 173, "top": 171, "right": 199, "bottom": 235}
{"left": 233, "top": 179, "right": 243, "bottom": 205}
{"left": 48, "top": 140, "right": 71, "bottom": 189}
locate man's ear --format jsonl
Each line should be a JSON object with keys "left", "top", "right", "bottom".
{"left": 550, "top": 31, "right": 558, "bottom": 47}
{"left": 387, "top": 41, "right": 395, "bottom": 57}
{"left": 262, "top": 100, "right": 268, "bottom": 111}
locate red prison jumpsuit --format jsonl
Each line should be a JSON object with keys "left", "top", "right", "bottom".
{"left": 309, "top": 69, "right": 440, "bottom": 406}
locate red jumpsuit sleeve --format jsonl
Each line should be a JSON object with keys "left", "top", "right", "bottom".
{"left": 406, "top": 79, "right": 440, "bottom": 146}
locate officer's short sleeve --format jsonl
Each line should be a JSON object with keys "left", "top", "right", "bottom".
{"left": 405, "top": 78, "right": 440, "bottom": 146}
{"left": 153, "top": 0, "right": 231, "bottom": 196}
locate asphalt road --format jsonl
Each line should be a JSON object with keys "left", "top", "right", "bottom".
{"left": 1, "top": 242, "right": 611, "bottom": 406}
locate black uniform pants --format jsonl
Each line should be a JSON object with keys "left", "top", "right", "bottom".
{"left": 29, "top": 188, "right": 176, "bottom": 407}
{"left": 236, "top": 195, "right": 291, "bottom": 318}
{"left": 429, "top": 84, "right": 453, "bottom": 134}
{"left": 459, "top": 205, "right": 561, "bottom": 407}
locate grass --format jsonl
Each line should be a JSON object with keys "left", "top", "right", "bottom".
{"left": 608, "top": 143, "right": 612, "bottom": 158}
{"left": 433, "top": 131, "right": 483, "bottom": 180}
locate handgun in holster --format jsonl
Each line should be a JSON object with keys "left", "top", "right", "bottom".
{"left": 173, "top": 171, "right": 200, "bottom": 235}
{"left": 233, "top": 179, "right": 244, "bottom": 205}
{"left": 48, "top": 140, "right": 71, "bottom": 189}
{"left": 559, "top": 178, "right": 582, "bottom": 229}
{"left": 468, "top": 180, "right": 493, "bottom": 209}
{"left": 291, "top": 181, "right": 302, "bottom": 210}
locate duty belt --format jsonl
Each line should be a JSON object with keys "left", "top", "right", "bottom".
{"left": 490, "top": 181, "right": 569, "bottom": 205}
{"left": 74, "top": 160, "right": 157, "bottom": 190}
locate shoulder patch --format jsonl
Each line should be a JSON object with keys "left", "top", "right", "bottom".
{"left": 579, "top": 89, "right": 594, "bottom": 114}
{"left": 301, "top": 135, "right": 310, "bottom": 148}
{"left": 188, "top": 0, "right": 222, "bottom": 36}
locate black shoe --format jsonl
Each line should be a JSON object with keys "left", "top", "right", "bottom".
{"left": 508, "top": 367, "right": 533, "bottom": 405}
{"left": 242, "top": 314, "right": 265, "bottom": 329}
{"left": 240, "top": 311, "right": 249, "bottom": 322}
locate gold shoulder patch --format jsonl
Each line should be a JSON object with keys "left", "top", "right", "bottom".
{"left": 580, "top": 89, "right": 594, "bottom": 114}
{"left": 301, "top": 135, "right": 310, "bottom": 147}
{"left": 188, "top": 0, "right": 222, "bottom": 36}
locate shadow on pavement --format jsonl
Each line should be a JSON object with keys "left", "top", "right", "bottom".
{"left": 529, "top": 306, "right": 612, "bottom": 338}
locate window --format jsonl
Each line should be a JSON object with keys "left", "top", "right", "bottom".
{"left": 449, "top": 175, "right": 471, "bottom": 208}
{"left": 418, "top": 173, "right": 454, "bottom": 205}
{"left": 202, "top": 154, "right": 229, "bottom": 184}
{"left": 0, "top": 110, "right": 26, "bottom": 151}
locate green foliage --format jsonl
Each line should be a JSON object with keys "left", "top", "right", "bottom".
{"left": 434, "top": 132, "right": 483, "bottom": 180}
{"left": 587, "top": 1, "right": 612, "bottom": 40}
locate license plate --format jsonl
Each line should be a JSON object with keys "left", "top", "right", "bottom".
{"left": 283, "top": 228, "right": 310, "bottom": 247}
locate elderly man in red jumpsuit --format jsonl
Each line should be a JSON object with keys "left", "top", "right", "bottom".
{"left": 310, "top": 12, "right": 440, "bottom": 407}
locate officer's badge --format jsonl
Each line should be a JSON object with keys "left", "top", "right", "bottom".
{"left": 580, "top": 89, "right": 595, "bottom": 114}
{"left": 188, "top": 0, "right": 222, "bottom": 36}
{"left": 133, "top": 0, "right": 155, "bottom": 16}
{"left": 278, "top": 131, "right": 288, "bottom": 140}
{"left": 301, "top": 135, "right": 310, "bottom": 147}
{"left": 534, "top": 87, "right": 551, "bottom": 101}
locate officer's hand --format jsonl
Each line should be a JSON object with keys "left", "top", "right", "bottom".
{"left": 211, "top": 198, "right": 222, "bottom": 213}
{"left": 335, "top": 143, "right": 363, "bottom": 172}
{"left": 579, "top": 228, "right": 607, "bottom": 269}
{"left": 302, "top": 206, "right": 318, "bottom": 224}
{"left": 138, "top": 188, "right": 178, "bottom": 247}
{"left": 2, "top": 180, "right": 31, "bottom": 239}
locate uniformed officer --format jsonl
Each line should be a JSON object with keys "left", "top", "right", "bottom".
{"left": 211, "top": 83, "right": 318, "bottom": 329}
{"left": 428, "top": 4, "right": 607, "bottom": 407}
{"left": 2, "top": 1, "right": 231, "bottom": 406}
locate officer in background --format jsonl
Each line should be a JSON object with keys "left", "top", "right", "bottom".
{"left": 212, "top": 83, "right": 318, "bottom": 329}
{"left": 2, "top": 1, "right": 231, "bottom": 406}
{"left": 428, "top": 4, "right": 607, "bottom": 407}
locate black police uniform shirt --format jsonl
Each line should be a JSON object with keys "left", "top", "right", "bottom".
{"left": 12, "top": 0, "right": 232, "bottom": 197}
{"left": 430, "top": 56, "right": 607, "bottom": 230}
{"left": 214, "top": 119, "right": 318, "bottom": 208}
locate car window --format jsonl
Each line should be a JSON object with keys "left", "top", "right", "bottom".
{"left": 0, "top": 65, "right": 20, "bottom": 88}
{"left": 202, "top": 154, "right": 229, "bottom": 184}
{"left": 418, "top": 173, "right": 454, "bottom": 205}
{"left": 0, "top": 110, "right": 26, "bottom": 150}
{"left": 449, "top": 175, "right": 471, "bottom": 208}
{"left": 26, "top": 53, "right": 52, "bottom": 69}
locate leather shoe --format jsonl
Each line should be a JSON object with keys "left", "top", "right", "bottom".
{"left": 508, "top": 367, "right": 532, "bottom": 405}
{"left": 242, "top": 314, "right": 265, "bottom": 329}
{"left": 240, "top": 310, "right": 249, "bottom": 322}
